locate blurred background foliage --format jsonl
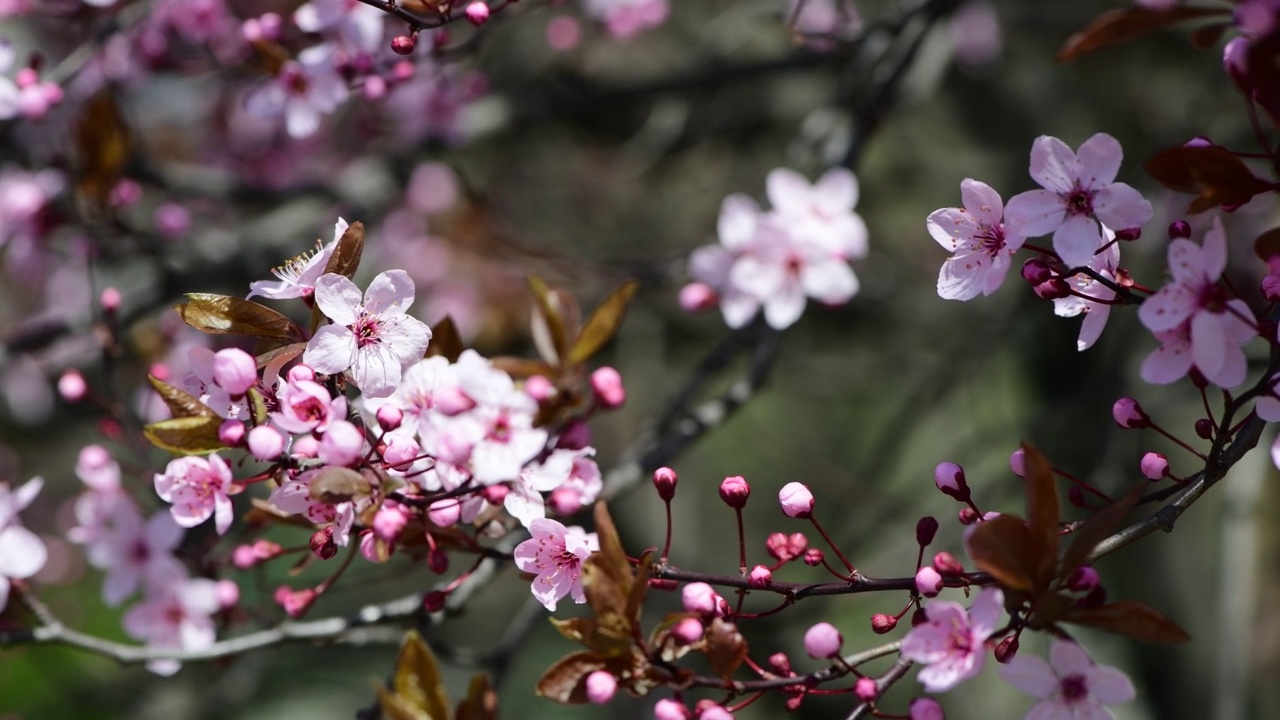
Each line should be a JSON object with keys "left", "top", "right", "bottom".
{"left": 2, "top": 0, "right": 1278, "bottom": 718}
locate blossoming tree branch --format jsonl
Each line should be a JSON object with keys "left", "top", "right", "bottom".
{"left": 0, "top": 1, "right": 1278, "bottom": 719}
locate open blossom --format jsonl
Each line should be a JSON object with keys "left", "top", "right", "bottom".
{"left": 96, "top": 511, "right": 186, "bottom": 606}
{"left": 1053, "top": 226, "right": 1119, "bottom": 351}
{"left": 268, "top": 470, "right": 356, "bottom": 545}
{"left": 513, "top": 518, "right": 599, "bottom": 611}
{"left": 997, "top": 639, "right": 1134, "bottom": 720}
{"left": 1004, "top": 133, "right": 1152, "bottom": 268}
{"left": 248, "top": 218, "right": 347, "bottom": 300}
{"left": 0, "top": 477, "right": 47, "bottom": 613}
{"left": 244, "top": 42, "right": 348, "bottom": 139}
{"left": 506, "top": 447, "right": 601, "bottom": 527}
{"left": 293, "top": 0, "right": 385, "bottom": 53}
{"left": 901, "top": 586, "right": 1003, "bottom": 692}
{"left": 154, "top": 453, "right": 236, "bottom": 535}
{"left": 303, "top": 269, "right": 433, "bottom": 398}
{"left": 928, "top": 179, "right": 1026, "bottom": 300}
{"left": 1137, "top": 216, "right": 1256, "bottom": 387}
{"left": 123, "top": 576, "right": 223, "bottom": 676}
{"left": 273, "top": 376, "right": 347, "bottom": 434}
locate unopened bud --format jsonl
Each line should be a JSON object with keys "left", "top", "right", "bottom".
{"left": 768, "top": 652, "right": 792, "bottom": 675}
{"left": 1067, "top": 486, "right": 1086, "bottom": 508}
{"left": 766, "top": 532, "right": 792, "bottom": 562}
{"left": 958, "top": 507, "right": 979, "bottom": 524}
{"left": 376, "top": 404, "right": 403, "bottom": 431}
{"left": 219, "top": 419, "right": 246, "bottom": 447}
{"left": 423, "top": 590, "right": 447, "bottom": 612}
{"left": 854, "top": 677, "right": 877, "bottom": 702}
{"left": 1140, "top": 452, "right": 1169, "bottom": 480}
{"left": 590, "top": 366, "right": 625, "bottom": 408}
{"left": 1195, "top": 418, "right": 1214, "bottom": 439}
{"left": 671, "top": 617, "right": 704, "bottom": 645}
{"left": 995, "top": 635, "right": 1020, "bottom": 663}
{"left": 803, "top": 621, "right": 843, "bottom": 659}
{"left": 310, "top": 527, "right": 337, "bottom": 560}
{"left": 679, "top": 282, "right": 718, "bottom": 312}
{"left": 1009, "top": 447, "right": 1026, "bottom": 477}
{"left": 1021, "top": 256, "right": 1054, "bottom": 285}
{"left": 481, "top": 484, "right": 508, "bottom": 504}
{"left": 1168, "top": 219, "right": 1192, "bottom": 239}
{"left": 1114, "top": 227, "right": 1141, "bottom": 242}
{"left": 870, "top": 613, "right": 897, "bottom": 634}
{"left": 934, "top": 462, "right": 970, "bottom": 502}
{"left": 1066, "top": 565, "right": 1100, "bottom": 592}
{"left": 748, "top": 564, "right": 772, "bottom": 588}
{"left": 1033, "top": 278, "right": 1071, "bottom": 300}
{"left": 916, "top": 516, "right": 939, "bottom": 546}
{"left": 778, "top": 481, "right": 815, "bottom": 518}
{"left": 653, "top": 466, "right": 677, "bottom": 501}
{"left": 465, "top": 1, "right": 490, "bottom": 25}
{"left": 932, "top": 551, "right": 964, "bottom": 575}
{"left": 58, "top": 369, "right": 87, "bottom": 402}
{"left": 915, "top": 566, "right": 943, "bottom": 597}
{"left": 428, "top": 548, "right": 449, "bottom": 574}
{"left": 100, "top": 287, "right": 122, "bottom": 312}
{"left": 803, "top": 548, "right": 824, "bottom": 566}
{"left": 391, "top": 35, "right": 416, "bottom": 55}
{"left": 1112, "top": 397, "right": 1150, "bottom": 428}
{"left": 910, "top": 607, "right": 927, "bottom": 627}
{"left": 556, "top": 419, "right": 592, "bottom": 449}
{"left": 719, "top": 475, "right": 750, "bottom": 508}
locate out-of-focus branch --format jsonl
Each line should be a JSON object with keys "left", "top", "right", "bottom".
{"left": 845, "top": 656, "right": 913, "bottom": 720}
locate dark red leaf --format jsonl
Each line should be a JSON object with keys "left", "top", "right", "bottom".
{"left": 965, "top": 515, "right": 1039, "bottom": 592}
{"left": 1064, "top": 600, "right": 1190, "bottom": 643}
{"left": 1058, "top": 7, "right": 1231, "bottom": 61}
{"left": 1060, "top": 483, "right": 1144, "bottom": 580}
{"left": 1144, "top": 145, "right": 1274, "bottom": 213}
{"left": 704, "top": 618, "right": 748, "bottom": 680}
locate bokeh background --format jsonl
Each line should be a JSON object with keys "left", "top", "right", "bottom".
{"left": 2, "top": 0, "right": 1279, "bottom": 718}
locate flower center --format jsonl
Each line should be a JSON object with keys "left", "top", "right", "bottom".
{"left": 1060, "top": 674, "right": 1088, "bottom": 703}
{"left": 1065, "top": 186, "right": 1094, "bottom": 216}
{"left": 976, "top": 224, "right": 1006, "bottom": 256}
{"left": 352, "top": 313, "right": 382, "bottom": 349}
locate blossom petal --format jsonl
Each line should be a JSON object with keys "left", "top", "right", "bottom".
{"left": 13, "top": 476, "right": 42, "bottom": 511}
{"left": 927, "top": 208, "right": 978, "bottom": 251}
{"left": 381, "top": 315, "right": 433, "bottom": 365}
{"left": 1005, "top": 189, "right": 1066, "bottom": 238}
{"left": 304, "top": 324, "right": 358, "bottom": 377}
{"left": 717, "top": 194, "right": 761, "bottom": 251}
{"left": 960, "top": 179, "right": 1004, "bottom": 224}
{"left": 690, "top": 244, "right": 734, "bottom": 287}
{"left": 730, "top": 256, "right": 786, "bottom": 298}
{"left": 1053, "top": 214, "right": 1102, "bottom": 268}
{"left": 1077, "top": 304, "right": 1112, "bottom": 351}
{"left": 763, "top": 281, "right": 807, "bottom": 329}
{"left": 1087, "top": 666, "right": 1135, "bottom": 705}
{"left": 350, "top": 343, "right": 405, "bottom": 399}
{"left": 1025, "top": 701, "right": 1075, "bottom": 720}
{"left": 765, "top": 168, "right": 812, "bottom": 215}
{"left": 1029, "top": 135, "right": 1079, "bottom": 194}
{"left": 937, "top": 253, "right": 987, "bottom": 301}
{"left": 997, "top": 653, "right": 1058, "bottom": 698}
{"left": 314, "top": 274, "right": 362, "bottom": 326}
{"left": 1137, "top": 284, "right": 1196, "bottom": 332}
{"left": 802, "top": 261, "right": 857, "bottom": 305}
{"left": 1092, "top": 183, "right": 1152, "bottom": 232}
{"left": 1190, "top": 311, "right": 1227, "bottom": 378}
{"left": 363, "top": 269, "right": 416, "bottom": 316}
{"left": 720, "top": 290, "right": 759, "bottom": 328}
{"left": 1200, "top": 216, "right": 1228, "bottom": 281}
{"left": 1076, "top": 133, "right": 1122, "bottom": 189}
{"left": 1140, "top": 331, "right": 1193, "bottom": 384}
{"left": 815, "top": 167, "right": 859, "bottom": 211}
{"left": 967, "top": 587, "right": 1004, "bottom": 638}
{"left": 0, "top": 525, "right": 46, "bottom": 578}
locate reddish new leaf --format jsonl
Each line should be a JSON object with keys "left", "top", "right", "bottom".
{"left": 377, "top": 630, "right": 451, "bottom": 720}
{"left": 536, "top": 651, "right": 607, "bottom": 704}
{"left": 307, "top": 466, "right": 371, "bottom": 503}
{"left": 176, "top": 294, "right": 306, "bottom": 342}
{"left": 704, "top": 618, "right": 748, "bottom": 680}
{"left": 143, "top": 416, "right": 225, "bottom": 455}
{"left": 1058, "top": 7, "right": 1231, "bottom": 61}
{"left": 148, "top": 375, "right": 218, "bottom": 419}
{"left": 1064, "top": 600, "right": 1190, "bottom": 643}
{"left": 1144, "top": 145, "right": 1274, "bottom": 213}
{"left": 426, "top": 315, "right": 464, "bottom": 362}
{"left": 321, "top": 220, "right": 365, "bottom": 280}
{"left": 566, "top": 280, "right": 638, "bottom": 366}
{"left": 965, "top": 515, "right": 1038, "bottom": 592}
{"left": 455, "top": 673, "right": 499, "bottom": 720}
{"left": 529, "top": 276, "right": 571, "bottom": 365}
{"left": 1060, "top": 483, "right": 1144, "bottom": 580}
{"left": 75, "top": 91, "right": 131, "bottom": 209}
{"left": 489, "top": 357, "right": 556, "bottom": 380}
{"left": 1021, "top": 445, "right": 1060, "bottom": 592}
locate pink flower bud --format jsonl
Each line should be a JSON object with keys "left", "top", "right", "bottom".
{"left": 778, "top": 481, "right": 814, "bottom": 518}
{"left": 1066, "top": 565, "right": 1100, "bottom": 592}
{"left": 233, "top": 544, "right": 259, "bottom": 569}
{"left": 681, "top": 582, "right": 718, "bottom": 615}
{"left": 957, "top": 507, "right": 978, "bottom": 524}
{"left": 1111, "top": 397, "right": 1149, "bottom": 429}
{"left": 481, "top": 484, "right": 508, "bottom": 504}
{"left": 915, "top": 566, "right": 943, "bottom": 597}
{"left": 58, "top": 369, "right": 87, "bottom": 402}
{"left": 934, "top": 462, "right": 970, "bottom": 502}
{"left": 910, "top": 607, "right": 927, "bottom": 627}
{"left": 1021, "top": 256, "right": 1054, "bottom": 285}
{"left": 1168, "top": 220, "right": 1191, "bottom": 239}
{"left": 428, "top": 499, "right": 462, "bottom": 527}
{"left": 803, "top": 548, "right": 824, "bottom": 566}
{"left": 994, "top": 635, "right": 1019, "bottom": 664}
{"left": 765, "top": 532, "right": 792, "bottom": 562}
{"left": 698, "top": 706, "right": 732, "bottom": 720}
{"left": 585, "top": 670, "right": 617, "bottom": 705}
{"left": 652, "top": 466, "right": 677, "bottom": 501}
{"left": 1224, "top": 36, "right": 1251, "bottom": 92}
{"left": 803, "top": 621, "right": 843, "bottom": 658}
{"left": 1067, "top": 486, "right": 1086, "bottom": 508}
{"left": 434, "top": 386, "right": 476, "bottom": 416}
{"left": 557, "top": 420, "right": 592, "bottom": 449}
{"left": 362, "top": 75, "right": 387, "bottom": 100}
{"left": 787, "top": 532, "right": 808, "bottom": 556}
{"left": 1033, "top": 278, "right": 1070, "bottom": 301}
{"left": 428, "top": 548, "right": 449, "bottom": 574}
{"left": 748, "top": 564, "right": 772, "bottom": 587}
{"left": 524, "top": 374, "right": 554, "bottom": 401}
{"left": 590, "top": 366, "right": 626, "bottom": 408}
{"left": 671, "top": 617, "right": 704, "bottom": 645}
{"left": 654, "top": 698, "right": 690, "bottom": 720}
{"left": 219, "top": 419, "right": 246, "bottom": 447}
{"left": 247, "top": 426, "right": 285, "bottom": 460}
{"left": 212, "top": 348, "right": 257, "bottom": 395}
{"left": 909, "top": 697, "right": 945, "bottom": 720}
{"left": 423, "top": 590, "right": 447, "bottom": 612}
{"left": 549, "top": 486, "right": 583, "bottom": 515}
{"left": 376, "top": 404, "right": 403, "bottom": 431}
{"left": 1140, "top": 452, "right": 1169, "bottom": 480}
{"left": 1195, "top": 418, "right": 1214, "bottom": 439}
{"left": 855, "top": 677, "right": 877, "bottom": 702}
{"left": 719, "top": 475, "right": 750, "bottom": 508}
{"left": 318, "top": 420, "right": 364, "bottom": 467}
{"left": 253, "top": 539, "right": 282, "bottom": 560}
{"left": 360, "top": 529, "right": 389, "bottom": 563}
{"left": 153, "top": 202, "right": 191, "bottom": 239}
{"left": 215, "top": 579, "right": 240, "bottom": 609}
{"left": 546, "top": 15, "right": 581, "bottom": 51}
{"left": 276, "top": 586, "right": 317, "bottom": 617}
{"left": 1009, "top": 448, "right": 1026, "bottom": 477}
{"left": 373, "top": 505, "right": 409, "bottom": 542}
{"left": 291, "top": 433, "right": 319, "bottom": 459}
{"left": 392, "top": 60, "right": 414, "bottom": 81}
{"left": 465, "top": 1, "right": 489, "bottom": 25}
{"left": 391, "top": 35, "right": 417, "bottom": 55}
{"left": 381, "top": 434, "right": 420, "bottom": 469}
{"left": 109, "top": 179, "right": 141, "bottom": 208}
{"left": 100, "top": 287, "right": 122, "bottom": 312}
{"left": 310, "top": 527, "right": 337, "bottom": 560}
{"left": 870, "top": 613, "right": 897, "bottom": 634}
{"left": 678, "top": 282, "right": 718, "bottom": 312}
{"left": 932, "top": 551, "right": 964, "bottom": 576}
{"left": 768, "top": 652, "right": 792, "bottom": 674}
{"left": 916, "top": 516, "right": 938, "bottom": 546}
{"left": 1114, "top": 227, "right": 1141, "bottom": 242}
{"left": 287, "top": 364, "right": 315, "bottom": 383}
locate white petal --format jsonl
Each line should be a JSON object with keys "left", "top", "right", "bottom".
{"left": 1190, "top": 311, "right": 1227, "bottom": 378}
{"left": 1075, "top": 133, "right": 1122, "bottom": 189}
{"left": 960, "top": 178, "right": 1004, "bottom": 224}
{"left": 303, "top": 324, "right": 358, "bottom": 375}
{"left": 927, "top": 208, "right": 979, "bottom": 251}
{"left": 801, "top": 260, "right": 857, "bottom": 305}
{"left": 364, "top": 269, "right": 417, "bottom": 316}
{"left": 1029, "top": 135, "right": 1080, "bottom": 194}
{"left": 997, "top": 653, "right": 1059, "bottom": 698}
{"left": 815, "top": 167, "right": 859, "bottom": 211}
{"left": 717, "top": 194, "right": 761, "bottom": 251}
{"left": 1093, "top": 183, "right": 1152, "bottom": 232}
{"left": 1052, "top": 214, "right": 1102, "bottom": 269}
{"left": 313, "top": 274, "right": 362, "bottom": 325}
{"left": 0, "top": 525, "right": 47, "bottom": 578}
{"left": 765, "top": 168, "right": 812, "bottom": 214}
{"left": 763, "top": 281, "right": 807, "bottom": 329}
{"left": 1005, "top": 189, "right": 1067, "bottom": 238}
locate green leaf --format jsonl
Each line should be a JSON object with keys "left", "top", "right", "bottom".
{"left": 143, "top": 416, "right": 225, "bottom": 455}
{"left": 566, "top": 280, "right": 638, "bottom": 366}
{"left": 176, "top": 294, "right": 306, "bottom": 342}
{"left": 148, "top": 375, "right": 217, "bottom": 419}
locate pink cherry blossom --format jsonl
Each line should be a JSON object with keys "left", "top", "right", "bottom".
{"left": 900, "top": 586, "right": 1003, "bottom": 692}
{"left": 244, "top": 43, "right": 349, "bottom": 139}
{"left": 1137, "top": 216, "right": 1257, "bottom": 387}
{"left": 97, "top": 511, "right": 186, "bottom": 606}
{"left": 928, "top": 179, "right": 1026, "bottom": 300}
{"left": 997, "top": 639, "right": 1134, "bottom": 720}
{"left": 247, "top": 218, "right": 347, "bottom": 300}
{"left": 304, "top": 269, "right": 433, "bottom": 398}
{"left": 154, "top": 453, "right": 236, "bottom": 535}
{"left": 1052, "top": 227, "right": 1120, "bottom": 351}
{"left": 180, "top": 347, "right": 249, "bottom": 419}
{"left": 505, "top": 447, "right": 600, "bottom": 527}
{"left": 513, "top": 518, "right": 599, "bottom": 611}
{"left": 0, "top": 477, "right": 47, "bottom": 613}
{"left": 268, "top": 470, "right": 356, "bottom": 546}
{"left": 767, "top": 167, "right": 869, "bottom": 259}
{"left": 293, "top": 0, "right": 385, "bottom": 53}
{"left": 123, "top": 576, "right": 222, "bottom": 675}
{"left": 1004, "top": 134, "right": 1152, "bottom": 268}
{"left": 273, "top": 376, "right": 347, "bottom": 434}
